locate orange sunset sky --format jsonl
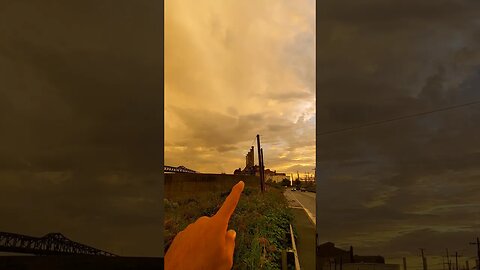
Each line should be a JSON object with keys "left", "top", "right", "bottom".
{"left": 165, "top": 0, "right": 315, "bottom": 176}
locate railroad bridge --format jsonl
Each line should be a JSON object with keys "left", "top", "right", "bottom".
{"left": 0, "top": 231, "right": 116, "bottom": 256}
{"left": 164, "top": 165, "right": 197, "bottom": 173}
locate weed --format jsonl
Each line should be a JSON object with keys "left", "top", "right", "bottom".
{"left": 165, "top": 184, "right": 293, "bottom": 269}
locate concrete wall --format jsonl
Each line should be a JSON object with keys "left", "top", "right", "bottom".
{"left": 164, "top": 173, "right": 260, "bottom": 199}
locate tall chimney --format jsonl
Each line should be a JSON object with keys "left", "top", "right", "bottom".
{"left": 350, "top": 246, "right": 354, "bottom": 263}
{"left": 250, "top": 146, "right": 254, "bottom": 167}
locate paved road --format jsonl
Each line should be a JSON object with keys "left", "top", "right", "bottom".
{"left": 284, "top": 189, "right": 316, "bottom": 269}
{"left": 284, "top": 189, "right": 316, "bottom": 225}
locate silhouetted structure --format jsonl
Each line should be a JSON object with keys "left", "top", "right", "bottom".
{"left": 234, "top": 146, "right": 257, "bottom": 175}
{"left": 317, "top": 242, "right": 386, "bottom": 270}
{"left": 0, "top": 232, "right": 116, "bottom": 256}
{"left": 233, "top": 145, "right": 287, "bottom": 184}
{"left": 164, "top": 165, "right": 197, "bottom": 173}
{"left": 246, "top": 146, "right": 254, "bottom": 168}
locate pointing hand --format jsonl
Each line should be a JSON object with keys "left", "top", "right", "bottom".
{"left": 165, "top": 181, "right": 245, "bottom": 270}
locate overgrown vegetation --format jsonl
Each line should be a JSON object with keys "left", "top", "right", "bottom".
{"left": 164, "top": 184, "right": 293, "bottom": 269}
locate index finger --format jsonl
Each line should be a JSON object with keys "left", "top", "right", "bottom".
{"left": 214, "top": 181, "right": 245, "bottom": 224}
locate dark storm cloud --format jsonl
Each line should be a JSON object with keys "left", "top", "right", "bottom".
{"left": 317, "top": 0, "right": 480, "bottom": 263}
{"left": 0, "top": 1, "right": 162, "bottom": 256}
{"left": 364, "top": 228, "right": 480, "bottom": 259}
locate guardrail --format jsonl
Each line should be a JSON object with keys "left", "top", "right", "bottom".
{"left": 290, "top": 224, "right": 301, "bottom": 270}
{"left": 282, "top": 224, "right": 301, "bottom": 270}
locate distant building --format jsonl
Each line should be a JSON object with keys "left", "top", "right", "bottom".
{"left": 233, "top": 147, "right": 288, "bottom": 183}
{"left": 264, "top": 169, "right": 288, "bottom": 183}
{"left": 234, "top": 146, "right": 256, "bottom": 175}
{"left": 317, "top": 242, "right": 399, "bottom": 270}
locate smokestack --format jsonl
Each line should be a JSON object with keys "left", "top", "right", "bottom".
{"left": 250, "top": 146, "right": 255, "bottom": 167}
{"left": 251, "top": 146, "right": 254, "bottom": 167}
{"left": 350, "top": 246, "right": 354, "bottom": 263}
{"left": 245, "top": 146, "right": 255, "bottom": 169}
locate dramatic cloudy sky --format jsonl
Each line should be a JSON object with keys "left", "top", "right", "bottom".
{"left": 317, "top": 0, "right": 480, "bottom": 268}
{"left": 165, "top": 0, "right": 315, "bottom": 176}
{"left": 0, "top": 1, "right": 162, "bottom": 256}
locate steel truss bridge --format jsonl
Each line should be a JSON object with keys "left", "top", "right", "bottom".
{"left": 164, "top": 165, "right": 197, "bottom": 173}
{"left": 0, "top": 231, "right": 116, "bottom": 256}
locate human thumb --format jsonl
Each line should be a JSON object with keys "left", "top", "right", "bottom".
{"left": 225, "top": 229, "right": 236, "bottom": 264}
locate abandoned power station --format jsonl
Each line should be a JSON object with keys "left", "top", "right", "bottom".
{"left": 233, "top": 146, "right": 288, "bottom": 183}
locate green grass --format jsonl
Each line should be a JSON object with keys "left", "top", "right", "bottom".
{"left": 164, "top": 184, "right": 293, "bottom": 269}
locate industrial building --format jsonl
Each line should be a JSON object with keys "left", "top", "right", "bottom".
{"left": 317, "top": 242, "right": 399, "bottom": 270}
{"left": 233, "top": 146, "right": 288, "bottom": 183}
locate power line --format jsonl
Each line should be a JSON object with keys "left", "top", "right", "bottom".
{"left": 317, "top": 100, "right": 480, "bottom": 137}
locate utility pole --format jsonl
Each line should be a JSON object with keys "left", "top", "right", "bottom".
{"left": 446, "top": 249, "right": 452, "bottom": 270}
{"left": 420, "top": 248, "right": 428, "bottom": 270}
{"left": 469, "top": 237, "right": 480, "bottom": 270}
{"left": 456, "top": 252, "right": 459, "bottom": 270}
{"left": 260, "top": 148, "right": 265, "bottom": 191}
{"left": 256, "top": 134, "right": 265, "bottom": 192}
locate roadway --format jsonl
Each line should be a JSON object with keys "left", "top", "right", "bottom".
{"left": 284, "top": 189, "right": 316, "bottom": 270}
{"left": 284, "top": 189, "right": 316, "bottom": 225}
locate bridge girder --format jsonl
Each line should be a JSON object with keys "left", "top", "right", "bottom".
{"left": 0, "top": 232, "right": 116, "bottom": 256}
{"left": 164, "top": 165, "right": 197, "bottom": 174}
